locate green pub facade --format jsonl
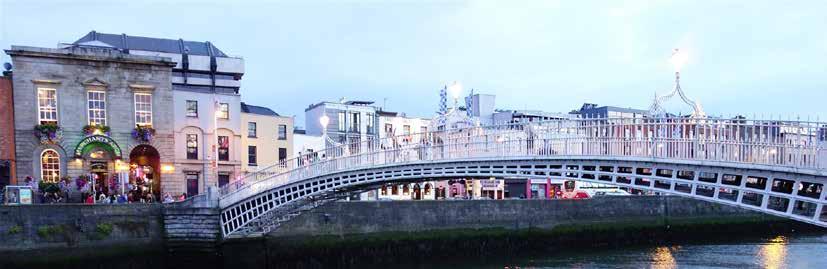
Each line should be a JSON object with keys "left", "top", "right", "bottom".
{"left": 5, "top": 45, "right": 176, "bottom": 201}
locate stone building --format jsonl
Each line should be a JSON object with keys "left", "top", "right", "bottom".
{"left": 69, "top": 31, "right": 246, "bottom": 197}
{"left": 240, "top": 102, "right": 294, "bottom": 174}
{"left": 5, "top": 45, "right": 176, "bottom": 200}
{"left": 0, "top": 69, "right": 15, "bottom": 188}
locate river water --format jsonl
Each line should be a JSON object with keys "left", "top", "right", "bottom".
{"left": 417, "top": 234, "right": 827, "bottom": 269}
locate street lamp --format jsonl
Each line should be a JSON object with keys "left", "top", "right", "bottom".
{"left": 447, "top": 81, "right": 462, "bottom": 109}
{"left": 319, "top": 114, "right": 330, "bottom": 149}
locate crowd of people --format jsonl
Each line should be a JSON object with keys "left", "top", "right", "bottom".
{"left": 5, "top": 175, "right": 190, "bottom": 205}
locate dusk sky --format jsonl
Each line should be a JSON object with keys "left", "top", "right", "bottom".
{"left": 2, "top": 0, "right": 826, "bottom": 126}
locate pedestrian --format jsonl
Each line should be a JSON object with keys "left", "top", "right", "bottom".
{"left": 163, "top": 193, "right": 174, "bottom": 203}
{"left": 179, "top": 193, "right": 187, "bottom": 201}
{"left": 98, "top": 192, "right": 107, "bottom": 203}
{"left": 85, "top": 194, "right": 94, "bottom": 204}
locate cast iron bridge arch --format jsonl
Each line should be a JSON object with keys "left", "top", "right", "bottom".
{"left": 218, "top": 118, "right": 827, "bottom": 238}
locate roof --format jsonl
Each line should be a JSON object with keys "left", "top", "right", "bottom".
{"left": 241, "top": 102, "right": 280, "bottom": 116}
{"left": 72, "top": 31, "right": 229, "bottom": 57}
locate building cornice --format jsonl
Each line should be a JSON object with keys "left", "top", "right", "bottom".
{"left": 5, "top": 46, "right": 177, "bottom": 67}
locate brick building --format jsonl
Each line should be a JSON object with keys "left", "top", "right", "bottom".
{"left": 0, "top": 69, "right": 15, "bottom": 188}
{"left": 5, "top": 45, "right": 176, "bottom": 201}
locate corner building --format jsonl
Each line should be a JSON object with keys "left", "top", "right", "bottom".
{"left": 6, "top": 45, "right": 176, "bottom": 200}
{"left": 70, "top": 31, "right": 246, "bottom": 196}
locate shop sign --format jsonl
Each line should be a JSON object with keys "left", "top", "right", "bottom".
{"left": 481, "top": 180, "right": 500, "bottom": 191}
{"left": 74, "top": 135, "right": 122, "bottom": 158}
{"left": 18, "top": 189, "right": 32, "bottom": 204}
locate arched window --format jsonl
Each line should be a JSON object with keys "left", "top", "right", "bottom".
{"left": 41, "top": 149, "right": 60, "bottom": 183}
{"left": 424, "top": 183, "right": 432, "bottom": 195}
{"left": 403, "top": 184, "right": 410, "bottom": 195}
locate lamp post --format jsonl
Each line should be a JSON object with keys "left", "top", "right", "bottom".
{"left": 319, "top": 114, "right": 330, "bottom": 150}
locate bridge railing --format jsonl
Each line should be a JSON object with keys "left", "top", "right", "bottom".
{"left": 220, "top": 117, "right": 827, "bottom": 205}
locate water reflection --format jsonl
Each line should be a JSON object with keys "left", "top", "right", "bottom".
{"left": 759, "top": 236, "right": 788, "bottom": 269}
{"left": 650, "top": 246, "right": 677, "bottom": 269}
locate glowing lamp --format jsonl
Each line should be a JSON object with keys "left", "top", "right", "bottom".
{"left": 670, "top": 48, "right": 688, "bottom": 72}
{"left": 319, "top": 115, "right": 330, "bottom": 129}
{"left": 161, "top": 164, "right": 175, "bottom": 173}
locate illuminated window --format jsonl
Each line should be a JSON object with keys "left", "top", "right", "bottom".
{"left": 186, "top": 134, "right": 198, "bottom": 160}
{"left": 217, "top": 103, "right": 229, "bottom": 119}
{"left": 40, "top": 149, "right": 60, "bottom": 183}
{"left": 134, "top": 93, "right": 152, "bottom": 126}
{"left": 87, "top": 91, "right": 106, "bottom": 125}
{"left": 37, "top": 88, "right": 57, "bottom": 125}
{"left": 337, "top": 112, "right": 346, "bottom": 132}
{"left": 218, "top": 136, "right": 229, "bottom": 161}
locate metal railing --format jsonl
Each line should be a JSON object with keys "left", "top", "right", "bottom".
{"left": 220, "top": 117, "right": 827, "bottom": 206}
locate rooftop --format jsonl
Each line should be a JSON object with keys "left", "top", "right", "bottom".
{"left": 241, "top": 102, "right": 280, "bottom": 116}
{"left": 71, "top": 31, "right": 229, "bottom": 57}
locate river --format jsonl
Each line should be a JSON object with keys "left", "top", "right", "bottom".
{"left": 402, "top": 234, "right": 827, "bottom": 269}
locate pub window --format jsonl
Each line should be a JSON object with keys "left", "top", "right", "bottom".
{"left": 248, "top": 122, "right": 257, "bottom": 137}
{"left": 248, "top": 146, "right": 257, "bottom": 165}
{"left": 134, "top": 93, "right": 153, "bottom": 127}
{"left": 218, "top": 136, "right": 229, "bottom": 161}
{"left": 217, "top": 103, "right": 229, "bottom": 119}
{"left": 37, "top": 88, "right": 58, "bottom": 125}
{"left": 278, "top": 124, "right": 287, "bottom": 140}
{"left": 87, "top": 91, "right": 106, "bottom": 125}
{"left": 41, "top": 149, "right": 60, "bottom": 183}
{"left": 186, "top": 100, "right": 198, "bottom": 117}
{"left": 186, "top": 134, "right": 198, "bottom": 160}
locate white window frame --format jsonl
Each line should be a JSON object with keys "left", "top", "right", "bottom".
{"left": 87, "top": 90, "right": 107, "bottom": 126}
{"left": 37, "top": 87, "right": 58, "bottom": 125}
{"left": 41, "top": 149, "right": 60, "bottom": 183}
{"left": 134, "top": 93, "right": 153, "bottom": 127}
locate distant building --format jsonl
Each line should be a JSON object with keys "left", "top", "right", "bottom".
{"left": 240, "top": 103, "right": 293, "bottom": 174}
{"left": 572, "top": 103, "right": 649, "bottom": 119}
{"left": 492, "top": 109, "right": 576, "bottom": 125}
{"left": 377, "top": 110, "right": 431, "bottom": 140}
{"left": 304, "top": 100, "right": 379, "bottom": 150}
{"left": 70, "top": 31, "right": 247, "bottom": 196}
{"left": 292, "top": 128, "right": 324, "bottom": 157}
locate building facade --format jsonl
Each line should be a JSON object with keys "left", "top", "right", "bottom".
{"left": 304, "top": 100, "right": 379, "bottom": 151}
{"left": 573, "top": 103, "right": 649, "bottom": 119}
{"left": 0, "top": 70, "right": 15, "bottom": 188}
{"left": 70, "top": 31, "right": 247, "bottom": 197}
{"left": 240, "top": 102, "right": 293, "bottom": 174}
{"left": 5, "top": 45, "right": 176, "bottom": 201}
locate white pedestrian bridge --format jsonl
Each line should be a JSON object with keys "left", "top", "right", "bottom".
{"left": 218, "top": 117, "right": 827, "bottom": 238}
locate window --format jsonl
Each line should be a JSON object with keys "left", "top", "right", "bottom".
{"left": 366, "top": 113, "right": 375, "bottom": 134}
{"left": 420, "top": 126, "right": 427, "bottom": 134}
{"left": 337, "top": 112, "right": 346, "bottom": 132}
{"left": 37, "top": 88, "right": 57, "bottom": 125}
{"left": 248, "top": 122, "right": 257, "bottom": 137}
{"left": 278, "top": 125, "right": 287, "bottom": 140}
{"left": 248, "top": 146, "right": 257, "bottom": 165}
{"left": 278, "top": 148, "right": 287, "bottom": 162}
{"left": 218, "top": 174, "right": 230, "bottom": 188}
{"left": 385, "top": 124, "right": 393, "bottom": 137}
{"left": 350, "top": 112, "right": 361, "bottom": 133}
{"left": 403, "top": 125, "right": 411, "bottom": 135}
{"left": 87, "top": 91, "right": 106, "bottom": 125}
{"left": 41, "top": 149, "right": 60, "bottom": 183}
{"left": 218, "top": 136, "right": 229, "bottom": 161}
{"left": 217, "top": 103, "right": 229, "bottom": 119}
{"left": 186, "top": 100, "right": 198, "bottom": 117}
{"left": 134, "top": 93, "right": 152, "bottom": 126}
{"left": 186, "top": 134, "right": 198, "bottom": 160}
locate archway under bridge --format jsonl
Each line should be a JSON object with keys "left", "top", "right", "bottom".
{"left": 220, "top": 156, "right": 827, "bottom": 238}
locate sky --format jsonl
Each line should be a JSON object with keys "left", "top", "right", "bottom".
{"left": 2, "top": 0, "right": 826, "bottom": 127}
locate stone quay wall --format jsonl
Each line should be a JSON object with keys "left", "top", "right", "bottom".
{"left": 0, "top": 204, "right": 164, "bottom": 261}
{"left": 269, "top": 196, "right": 772, "bottom": 237}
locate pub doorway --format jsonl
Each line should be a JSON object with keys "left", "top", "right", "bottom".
{"left": 129, "top": 145, "right": 160, "bottom": 202}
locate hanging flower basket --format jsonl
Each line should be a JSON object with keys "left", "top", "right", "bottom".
{"left": 132, "top": 125, "right": 156, "bottom": 143}
{"left": 83, "top": 124, "right": 111, "bottom": 136}
{"left": 34, "top": 123, "right": 62, "bottom": 144}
